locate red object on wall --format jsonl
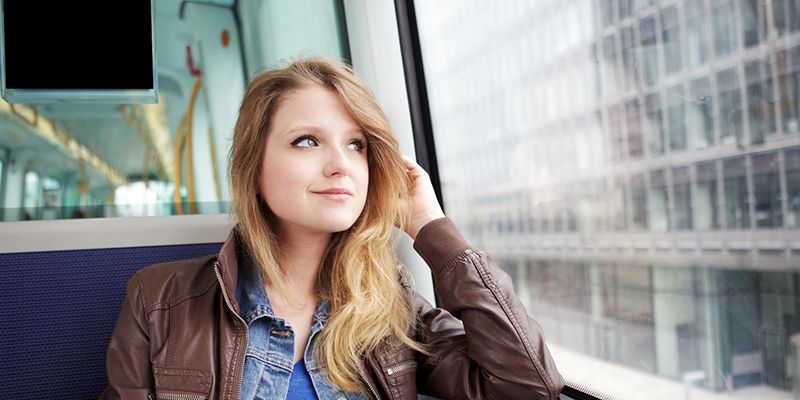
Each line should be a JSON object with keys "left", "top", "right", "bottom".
{"left": 185, "top": 45, "right": 202, "bottom": 78}
{"left": 221, "top": 29, "right": 230, "bottom": 48}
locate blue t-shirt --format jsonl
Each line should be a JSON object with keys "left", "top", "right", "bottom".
{"left": 286, "top": 359, "right": 317, "bottom": 400}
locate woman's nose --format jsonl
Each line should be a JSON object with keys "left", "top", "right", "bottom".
{"left": 323, "top": 146, "right": 350, "bottom": 177}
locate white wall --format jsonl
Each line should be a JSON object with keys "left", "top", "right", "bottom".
{"left": 183, "top": 3, "right": 247, "bottom": 206}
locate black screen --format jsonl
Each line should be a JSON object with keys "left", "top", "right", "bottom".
{"left": 2, "top": 0, "right": 153, "bottom": 90}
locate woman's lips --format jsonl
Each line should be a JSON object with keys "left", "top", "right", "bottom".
{"left": 314, "top": 188, "right": 353, "bottom": 202}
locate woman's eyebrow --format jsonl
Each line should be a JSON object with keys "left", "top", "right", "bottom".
{"left": 282, "top": 125, "right": 365, "bottom": 138}
{"left": 282, "top": 125, "right": 320, "bottom": 137}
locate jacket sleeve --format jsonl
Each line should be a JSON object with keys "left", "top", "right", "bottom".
{"left": 412, "top": 217, "right": 564, "bottom": 400}
{"left": 100, "top": 272, "right": 155, "bottom": 399}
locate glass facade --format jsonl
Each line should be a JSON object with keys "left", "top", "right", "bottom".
{"left": 416, "top": 0, "right": 800, "bottom": 398}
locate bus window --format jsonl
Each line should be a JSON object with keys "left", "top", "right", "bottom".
{"left": 414, "top": 0, "right": 800, "bottom": 398}
{"left": 22, "top": 171, "right": 40, "bottom": 220}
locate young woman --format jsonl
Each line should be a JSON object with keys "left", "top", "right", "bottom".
{"left": 102, "top": 58, "right": 564, "bottom": 400}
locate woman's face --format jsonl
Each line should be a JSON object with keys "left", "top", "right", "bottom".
{"left": 259, "top": 84, "right": 369, "bottom": 236}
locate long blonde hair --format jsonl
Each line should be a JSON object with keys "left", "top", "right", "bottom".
{"left": 228, "top": 57, "right": 426, "bottom": 393}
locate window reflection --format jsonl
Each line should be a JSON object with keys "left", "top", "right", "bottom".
{"left": 416, "top": 0, "right": 800, "bottom": 398}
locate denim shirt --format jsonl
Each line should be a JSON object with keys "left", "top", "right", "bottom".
{"left": 235, "top": 252, "right": 369, "bottom": 400}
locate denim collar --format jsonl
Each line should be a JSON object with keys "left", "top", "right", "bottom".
{"left": 235, "top": 249, "right": 329, "bottom": 326}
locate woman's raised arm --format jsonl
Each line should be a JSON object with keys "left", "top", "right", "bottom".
{"left": 398, "top": 154, "right": 563, "bottom": 398}
{"left": 411, "top": 217, "right": 564, "bottom": 400}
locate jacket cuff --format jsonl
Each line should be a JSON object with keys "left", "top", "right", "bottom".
{"left": 412, "top": 217, "right": 472, "bottom": 272}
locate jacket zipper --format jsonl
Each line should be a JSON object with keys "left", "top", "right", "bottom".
{"left": 386, "top": 361, "right": 417, "bottom": 376}
{"left": 213, "top": 261, "right": 248, "bottom": 400}
{"left": 355, "top": 360, "right": 381, "bottom": 400}
{"left": 155, "top": 394, "right": 207, "bottom": 400}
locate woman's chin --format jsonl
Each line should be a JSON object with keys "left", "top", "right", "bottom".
{"left": 308, "top": 218, "right": 358, "bottom": 234}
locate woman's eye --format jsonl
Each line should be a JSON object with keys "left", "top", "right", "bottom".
{"left": 292, "top": 135, "right": 318, "bottom": 148}
{"left": 348, "top": 139, "right": 366, "bottom": 152}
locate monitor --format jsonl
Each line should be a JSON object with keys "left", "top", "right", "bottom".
{"left": 0, "top": 0, "right": 157, "bottom": 104}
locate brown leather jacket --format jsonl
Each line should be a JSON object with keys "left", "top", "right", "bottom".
{"left": 102, "top": 217, "right": 564, "bottom": 399}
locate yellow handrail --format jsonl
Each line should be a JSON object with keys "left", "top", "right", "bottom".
{"left": 172, "top": 78, "right": 203, "bottom": 214}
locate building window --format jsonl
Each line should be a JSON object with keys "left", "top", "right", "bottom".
{"left": 786, "top": 148, "right": 800, "bottom": 227}
{"left": 621, "top": 25, "right": 640, "bottom": 91}
{"left": 640, "top": 15, "right": 659, "bottom": 87}
{"left": 684, "top": 0, "right": 709, "bottom": 68}
{"left": 673, "top": 166, "right": 693, "bottom": 230}
{"left": 661, "top": 5, "right": 682, "bottom": 75}
{"left": 772, "top": 0, "right": 800, "bottom": 36}
{"left": 631, "top": 173, "right": 648, "bottom": 230}
{"left": 626, "top": 99, "right": 644, "bottom": 158}
{"left": 667, "top": 84, "right": 687, "bottom": 151}
{"left": 695, "top": 161, "right": 720, "bottom": 230}
{"left": 777, "top": 46, "right": 800, "bottom": 134}
{"left": 613, "top": 177, "right": 629, "bottom": 231}
{"left": 619, "top": 0, "right": 634, "bottom": 20}
{"left": 603, "top": 33, "right": 621, "bottom": 97}
{"left": 717, "top": 67, "right": 744, "bottom": 146}
{"left": 711, "top": 0, "right": 737, "bottom": 58}
{"left": 600, "top": 0, "right": 616, "bottom": 28}
{"left": 745, "top": 59, "right": 777, "bottom": 144}
{"left": 649, "top": 169, "right": 670, "bottom": 231}
{"left": 723, "top": 157, "right": 749, "bottom": 229}
{"left": 751, "top": 153, "right": 782, "bottom": 228}
{"left": 645, "top": 91, "right": 665, "bottom": 155}
{"left": 742, "top": 0, "right": 766, "bottom": 48}
{"left": 688, "top": 77, "right": 714, "bottom": 149}
{"left": 609, "top": 104, "right": 626, "bottom": 161}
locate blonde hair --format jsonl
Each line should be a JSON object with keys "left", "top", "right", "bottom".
{"left": 228, "top": 57, "right": 427, "bottom": 393}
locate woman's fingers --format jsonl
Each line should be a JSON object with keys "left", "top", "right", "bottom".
{"left": 400, "top": 155, "right": 419, "bottom": 180}
{"left": 399, "top": 154, "right": 444, "bottom": 240}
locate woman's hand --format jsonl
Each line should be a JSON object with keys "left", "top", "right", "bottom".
{"left": 399, "top": 155, "right": 445, "bottom": 241}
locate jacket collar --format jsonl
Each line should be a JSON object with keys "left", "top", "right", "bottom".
{"left": 215, "top": 227, "right": 330, "bottom": 323}
{"left": 216, "top": 228, "right": 241, "bottom": 314}
{"left": 236, "top": 246, "right": 330, "bottom": 324}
